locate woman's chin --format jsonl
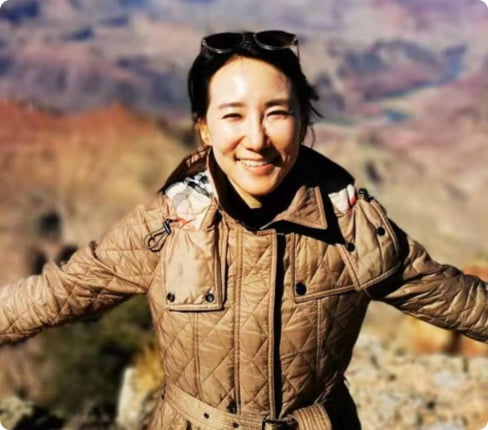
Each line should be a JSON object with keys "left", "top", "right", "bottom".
{"left": 240, "top": 178, "right": 280, "bottom": 197}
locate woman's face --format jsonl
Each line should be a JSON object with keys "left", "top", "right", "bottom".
{"left": 199, "top": 56, "right": 302, "bottom": 205}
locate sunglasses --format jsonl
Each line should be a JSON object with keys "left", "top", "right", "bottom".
{"left": 201, "top": 30, "right": 300, "bottom": 59}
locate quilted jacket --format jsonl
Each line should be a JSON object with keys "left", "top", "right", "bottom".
{"left": 0, "top": 146, "right": 487, "bottom": 429}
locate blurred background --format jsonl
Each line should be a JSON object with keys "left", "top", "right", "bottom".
{"left": 0, "top": 0, "right": 487, "bottom": 429}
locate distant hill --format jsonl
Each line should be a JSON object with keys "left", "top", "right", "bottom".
{"left": 0, "top": 101, "right": 188, "bottom": 282}
{"left": 1, "top": 0, "right": 487, "bottom": 117}
{"left": 0, "top": 0, "right": 487, "bottom": 264}
{"left": 313, "top": 69, "right": 488, "bottom": 266}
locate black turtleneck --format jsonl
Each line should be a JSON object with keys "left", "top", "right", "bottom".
{"left": 209, "top": 150, "right": 301, "bottom": 231}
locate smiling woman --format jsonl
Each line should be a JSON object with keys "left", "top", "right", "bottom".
{"left": 0, "top": 30, "right": 487, "bottom": 430}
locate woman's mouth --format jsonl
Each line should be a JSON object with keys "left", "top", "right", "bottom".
{"left": 237, "top": 157, "right": 277, "bottom": 175}
{"left": 239, "top": 159, "right": 271, "bottom": 167}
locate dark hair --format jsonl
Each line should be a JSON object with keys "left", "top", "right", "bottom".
{"left": 187, "top": 31, "right": 321, "bottom": 143}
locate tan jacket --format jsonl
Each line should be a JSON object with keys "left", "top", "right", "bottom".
{"left": 1, "top": 147, "right": 487, "bottom": 429}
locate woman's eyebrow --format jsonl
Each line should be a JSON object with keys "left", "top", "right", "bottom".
{"left": 217, "top": 99, "right": 292, "bottom": 110}
{"left": 265, "top": 98, "right": 292, "bottom": 108}
{"left": 217, "top": 102, "right": 244, "bottom": 110}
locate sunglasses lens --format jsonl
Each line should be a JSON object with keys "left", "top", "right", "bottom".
{"left": 203, "top": 32, "right": 243, "bottom": 52}
{"left": 255, "top": 30, "right": 296, "bottom": 48}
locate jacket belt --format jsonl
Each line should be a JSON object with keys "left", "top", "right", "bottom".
{"left": 164, "top": 383, "right": 332, "bottom": 430}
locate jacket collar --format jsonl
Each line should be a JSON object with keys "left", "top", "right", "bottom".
{"left": 269, "top": 182, "right": 327, "bottom": 230}
{"left": 162, "top": 147, "right": 353, "bottom": 232}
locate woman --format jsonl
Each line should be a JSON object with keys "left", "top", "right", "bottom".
{"left": 0, "top": 30, "right": 487, "bottom": 430}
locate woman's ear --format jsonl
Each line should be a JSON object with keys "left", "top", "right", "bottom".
{"left": 197, "top": 119, "right": 211, "bottom": 147}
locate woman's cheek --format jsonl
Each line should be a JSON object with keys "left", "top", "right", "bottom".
{"left": 223, "top": 125, "right": 244, "bottom": 145}
{"left": 276, "top": 123, "right": 300, "bottom": 142}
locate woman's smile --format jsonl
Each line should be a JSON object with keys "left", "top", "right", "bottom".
{"left": 237, "top": 154, "right": 279, "bottom": 173}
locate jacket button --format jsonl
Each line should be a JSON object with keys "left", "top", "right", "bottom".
{"left": 295, "top": 283, "right": 307, "bottom": 296}
{"left": 166, "top": 292, "right": 175, "bottom": 302}
{"left": 346, "top": 242, "right": 355, "bottom": 252}
{"left": 205, "top": 293, "right": 215, "bottom": 303}
{"left": 376, "top": 226, "right": 386, "bottom": 236}
{"left": 227, "top": 400, "right": 237, "bottom": 414}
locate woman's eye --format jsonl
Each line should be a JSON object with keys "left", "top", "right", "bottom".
{"left": 268, "top": 110, "right": 294, "bottom": 118}
{"left": 222, "top": 113, "right": 242, "bottom": 119}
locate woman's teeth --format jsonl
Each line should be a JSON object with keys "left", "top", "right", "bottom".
{"left": 240, "top": 159, "right": 269, "bottom": 167}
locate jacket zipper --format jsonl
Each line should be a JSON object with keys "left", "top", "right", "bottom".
{"left": 271, "top": 230, "right": 286, "bottom": 418}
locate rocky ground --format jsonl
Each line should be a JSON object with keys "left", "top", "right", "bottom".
{"left": 1, "top": 331, "right": 487, "bottom": 430}
{"left": 348, "top": 332, "right": 488, "bottom": 430}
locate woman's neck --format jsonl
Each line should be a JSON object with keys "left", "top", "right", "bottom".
{"left": 210, "top": 151, "right": 300, "bottom": 229}
{"left": 227, "top": 178, "right": 264, "bottom": 209}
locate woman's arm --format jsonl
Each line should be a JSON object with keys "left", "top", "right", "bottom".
{"left": 368, "top": 221, "right": 488, "bottom": 343}
{"left": 0, "top": 194, "right": 167, "bottom": 346}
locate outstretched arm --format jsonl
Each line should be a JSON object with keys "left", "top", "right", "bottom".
{"left": 368, "top": 221, "right": 488, "bottom": 343}
{"left": 0, "top": 194, "right": 167, "bottom": 346}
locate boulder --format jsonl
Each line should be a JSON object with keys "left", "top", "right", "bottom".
{"left": 348, "top": 333, "right": 488, "bottom": 430}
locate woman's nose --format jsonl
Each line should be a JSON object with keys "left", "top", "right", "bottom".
{"left": 244, "top": 118, "right": 267, "bottom": 150}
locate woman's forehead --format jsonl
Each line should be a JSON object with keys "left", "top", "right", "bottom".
{"left": 208, "top": 57, "right": 294, "bottom": 106}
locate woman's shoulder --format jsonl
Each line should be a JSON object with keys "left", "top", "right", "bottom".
{"left": 153, "top": 152, "right": 215, "bottom": 231}
{"left": 159, "top": 149, "right": 209, "bottom": 194}
{"left": 299, "top": 147, "right": 383, "bottom": 217}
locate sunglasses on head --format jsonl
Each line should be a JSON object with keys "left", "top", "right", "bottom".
{"left": 201, "top": 30, "right": 300, "bottom": 59}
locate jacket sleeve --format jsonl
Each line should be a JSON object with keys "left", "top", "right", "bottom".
{"left": 0, "top": 194, "right": 167, "bottom": 346}
{"left": 368, "top": 220, "right": 488, "bottom": 343}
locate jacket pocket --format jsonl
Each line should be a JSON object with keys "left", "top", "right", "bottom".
{"left": 161, "top": 226, "right": 226, "bottom": 311}
{"left": 292, "top": 234, "right": 356, "bottom": 303}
